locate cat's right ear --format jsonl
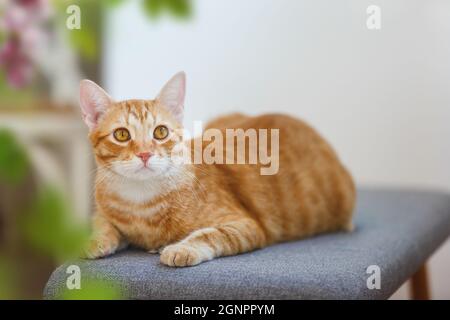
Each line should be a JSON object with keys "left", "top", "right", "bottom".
{"left": 79, "top": 80, "right": 113, "bottom": 131}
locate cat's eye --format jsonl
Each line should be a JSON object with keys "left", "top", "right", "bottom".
{"left": 153, "top": 125, "right": 169, "bottom": 140}
{"left": 113, "top": 128, "right": 131, "bottom": 142}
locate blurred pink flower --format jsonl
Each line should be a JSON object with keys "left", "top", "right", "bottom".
{"left": 18, "top": 0, "right": 44, "bottom": 6}
{"left": 0, "top": 38, "right": 33, "bottom": 88}
{"left": 0, "top": 0, "right": 51, "bottom": 88}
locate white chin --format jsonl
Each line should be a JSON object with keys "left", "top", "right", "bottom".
{"left": 129, "top": 168, "right": 157, "bottom": 181}
{"left": 115, "top": 167, "right": 159, "bottom": 181}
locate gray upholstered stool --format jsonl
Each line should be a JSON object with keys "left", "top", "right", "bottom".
{"left": 44, "top": 188, "right": 450, "bottom": 299}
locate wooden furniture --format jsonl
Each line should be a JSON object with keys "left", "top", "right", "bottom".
{"left": 410, "top": 264, "right": 430, "bottom": 300}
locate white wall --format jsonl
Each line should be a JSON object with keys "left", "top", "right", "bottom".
{"left": 104, "top": 0, "right": 450, "bottom": 298}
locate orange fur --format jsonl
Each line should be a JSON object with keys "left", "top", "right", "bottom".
{"left": 81, "top": 79, "right": 355, "bottom": 267}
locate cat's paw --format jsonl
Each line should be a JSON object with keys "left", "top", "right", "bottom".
{"left": 160, "top": 244, "right": 211, "bottom": 267}
{"left": 81, "top": 237, "right": 117, "bottom": 259}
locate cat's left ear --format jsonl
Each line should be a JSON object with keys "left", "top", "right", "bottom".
{"left": 156, "top": 72, "right": 186, "bottom": 123}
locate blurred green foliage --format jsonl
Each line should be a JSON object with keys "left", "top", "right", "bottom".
{"left": 0, "top": 130, "right": 29, "bottom": 185}
{"left": 0, "top": 258, "right": 18, "bottom": 299}
{"left": 111, "top": 0, "right": 192, "bottom": 20}
{"left": 104, "top": 0, "right": 127, "bottom": 7}
{"left": 61, "top": 277, "right": 122, "bottom": 300}
{"left": 0, "top": 132, "right": 27, "bottom": 299}
{"left": 142, "top": 0, "right": 192, "bottom": 19}
{"left": 0, "top": 30, "right": 5, "bottom": 44}
{"left": 19, "top": 187, "right": 90, "bottom": 263}
{"left": 0, "top": 74, "right": 35, "bottom": 107}
{"left": 68, "top": 26, "right": 98, "bottom": 62}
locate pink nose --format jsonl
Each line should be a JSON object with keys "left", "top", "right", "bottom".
{"left": 137, "top": 152, "right": 152, "bottom": 163}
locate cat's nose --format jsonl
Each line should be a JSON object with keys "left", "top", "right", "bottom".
{"left": 136, "top": 152, "right": 152, "bottom": 163}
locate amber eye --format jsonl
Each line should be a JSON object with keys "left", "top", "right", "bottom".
{"left": 153, "top": 125, "right": 169, "bottom": 140}
{"left": 113, "top": 128, "right": 131, "bottom": 142}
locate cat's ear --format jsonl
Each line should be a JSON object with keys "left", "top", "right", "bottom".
{"left": 156, "top": 72, "right": 186, "bottom": 123}
{"left": 79, "top": 80, "right": 113, "bottom": 131}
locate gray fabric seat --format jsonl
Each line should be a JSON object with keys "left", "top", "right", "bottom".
{"left": 44, "top": 188, "right": 450, "bottom": 299}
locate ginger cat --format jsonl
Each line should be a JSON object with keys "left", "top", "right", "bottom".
{"left": 80, "top": 72, "right": 355, "bottom": 267}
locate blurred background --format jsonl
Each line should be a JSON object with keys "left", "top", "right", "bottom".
{"left": 0, "top": 0, "right": 449, "bottom": 299}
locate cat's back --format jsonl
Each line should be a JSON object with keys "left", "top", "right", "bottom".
{"left": 206, "top": 112, "right": 337, "bottom": 167}
{"left": 203, "top": 113, "right": 355, "bottom": 242}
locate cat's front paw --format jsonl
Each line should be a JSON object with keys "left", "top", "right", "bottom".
{"left": 81, "top": 237, "right": 118, "bottom": 259}
{"left": 160, "top": 244, "right": 211, "bottom": 267}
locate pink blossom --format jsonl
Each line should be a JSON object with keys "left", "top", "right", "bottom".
{"left": 0, "top": 38, "right": 33, "bottom": 88}
{"left": 0, "top": 0, "right": 51, "bottom": 88}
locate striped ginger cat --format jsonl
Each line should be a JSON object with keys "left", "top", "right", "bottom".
{"left": 80, "top": 72, "right": 355, "bottom": 267}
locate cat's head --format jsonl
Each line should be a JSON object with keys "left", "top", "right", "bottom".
{"left": 79, "top": 72, "right": 187, "bottom": 181}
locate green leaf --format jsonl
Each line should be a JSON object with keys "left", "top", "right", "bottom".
{"left": 166, "top": 0, "right": 191, "bottom": 18}
{"left": 142, "top": 0, "right": 164, "bottom": 18}
{"left": 0, "top": 130, "right": 29, "bottom": 185}
{"left": 142, "top": 0, "right": 192, "bottom": 20}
